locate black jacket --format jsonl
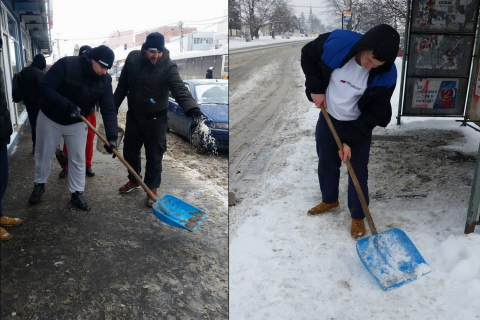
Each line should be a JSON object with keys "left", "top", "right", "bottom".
{"left": 40, "top": 54, "right": 118, "bottom": 139}
{"left": 301, "top": 24, "right": 400, "bottom": 147}
{"left": 0, "top": 76, "right": 13, "bottom": 146}
{"left": 114, "top": 49, "right": 198, "bottom": 116}
{"left": 206, "top": 69, "right": 213, "bottom": 79}
{"left": 20, "top": 63, "right": 45, "bottom": 105}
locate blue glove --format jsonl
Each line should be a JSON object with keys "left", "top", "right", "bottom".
{"left": 104, "top": 137, "right": 117, "bottom": 158}
{"left": 69, "top": 104, "right": 84, "bottom": 119}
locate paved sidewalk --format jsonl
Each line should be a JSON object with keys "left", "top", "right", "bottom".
{"left": 0, "top": 120, "right": 228, "bottom": 319}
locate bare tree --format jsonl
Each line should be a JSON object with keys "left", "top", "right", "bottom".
{"left": 323, "top": 0, "right": 406, "bottom": 32}
{"left": 239, "top": 0, "right": 279, "bottom": 40}
{"left": 270, "top": 0, "right": 296, "bottom": 35}
{"left": 229, "top": 0, "right": 242, "bottom": 36}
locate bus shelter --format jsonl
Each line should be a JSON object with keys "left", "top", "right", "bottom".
{"left": 397, "top": 0, "right": 480, "bottom": 233}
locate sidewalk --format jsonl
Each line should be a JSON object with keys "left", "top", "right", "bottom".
{"left": 0, "top": 118, "right": 228, "bottom": 319}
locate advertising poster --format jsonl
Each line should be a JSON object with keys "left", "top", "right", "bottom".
{"left": 468, "top": 60, "right": 480, "bottom": 120}
{"left": 411, "top": 0, "right": 478, "bottom": 32}
{"left": 409, "top": 35, "right": 472, "bottom": 72}
{"left": 412, "top": 78, "right": 458, "bottom": 109}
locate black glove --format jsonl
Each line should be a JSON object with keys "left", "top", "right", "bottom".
{"left": 186, "top": 108, "right": 204, "bottom": 121}
{"left": 104, "top": 136, "right": 117, "bottom": 158}
{"left": 69, "top": 104, "right": 85, "bottom": 119}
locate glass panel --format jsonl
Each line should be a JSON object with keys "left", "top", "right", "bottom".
{"left": 0, "top": 6, "right": 5, "bottom": 30}
{"left": 7, "top": 13, "right": 16, "bottom": 40}
{"left": 9, "top": 38, "right": 24, "bottom": 114}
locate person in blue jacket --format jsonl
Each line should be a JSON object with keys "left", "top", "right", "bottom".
{"left": 301, "top": 24, "right": 400, "bottom": 239}
{"left": 28, "top": 45, "right": 119, "bottom": 211}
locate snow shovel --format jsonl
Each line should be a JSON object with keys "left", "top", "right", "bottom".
{"left": 319, "top": 106, "right": 431, "bottom": 291}
{"left": 80, "top": 115, "right": 206, "bottom": 232}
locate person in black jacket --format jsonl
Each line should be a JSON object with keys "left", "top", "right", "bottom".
{"left": 206, "top": 67, "right": 213, "bottom": 79}
{"left": 0, "top": 38, "right": 23, "bottom": 241}
{"left": 58, "top": 45, "right": 97, "bottom": 179}
{"left": 29, "top": 45, "right": 118, "bottom": 211}
{"left": 114, "top": 32, "right": 202, "bottom": 207}
{"left": 20, "top": 53, "right": 46, "bottom": 153}
{"left": 301, "top": 24, "right": 399, "bottom": 239}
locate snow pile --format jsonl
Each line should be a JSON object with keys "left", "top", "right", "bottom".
{"left": 230, "top": 35, "right": 311, "bottom": 50}
{"left": 437, "top": 234, "right": 480, "bottom": 320}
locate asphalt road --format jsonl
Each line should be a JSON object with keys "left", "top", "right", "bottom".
{"left": 229, "top": 42, "right": 309, "bottom": 195}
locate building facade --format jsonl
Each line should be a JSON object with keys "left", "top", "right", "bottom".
{"left": 134, "top": 25, "right": 197, "bottom": 47}
{"left": 1, "top": 0, "right": 52, "bottom": 153}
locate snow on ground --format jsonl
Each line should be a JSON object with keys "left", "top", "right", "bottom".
{"left": 229, "top": 45, "right": 480, "bottom": 320}
{"left": 229, "top": 35, "right": 312, "bottom": 50}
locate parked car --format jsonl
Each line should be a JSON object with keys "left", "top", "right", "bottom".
{"left": 167, "top": 79, "right": 228, "bottom": 151}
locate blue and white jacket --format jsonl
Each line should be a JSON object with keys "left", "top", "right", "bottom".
{"left": 301, "top": 24, "right": 400, "bottom": 147}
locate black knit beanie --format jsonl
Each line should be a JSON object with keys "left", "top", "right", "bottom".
{"left": 142, "top": 32, "right": 165, "bottom": 52}
{"left": 33, "top": 54, "right": 46, "bottom": 70}
{"left": 89, "top": 45, "right": 115, "bottom": 69}
{"left": 79, "top": 45, "right": 92, "bottom": 56}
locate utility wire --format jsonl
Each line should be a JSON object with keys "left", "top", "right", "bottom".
{"left": 56, "top": 17, "right": 226, "bottom": 41}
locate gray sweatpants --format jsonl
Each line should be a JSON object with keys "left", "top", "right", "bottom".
{"left": 34, "top": 111, "right": 88, "bottom": 193}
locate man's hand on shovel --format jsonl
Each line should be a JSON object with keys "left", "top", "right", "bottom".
{"left": 338, "top": 143, "right": 351, "bottom": 163}
{"left": 311, "top": 93, "right": 327, "bottom": 109}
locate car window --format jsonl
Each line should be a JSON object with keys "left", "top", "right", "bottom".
{"left": 194, "top": 84, "right": 228, "bottom": 104}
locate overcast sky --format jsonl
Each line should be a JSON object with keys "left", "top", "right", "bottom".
{"left": 50, "top": 0, "right": 227, "bottom": 60}
{"left": 288, "top": 0, "right": 344, "bottom": 30}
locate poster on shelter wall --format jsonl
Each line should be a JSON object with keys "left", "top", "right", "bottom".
{"left": 468, "top": 60, "right": 480, "bottom": 120}
{"left": 407, "top": 34, "right": 473, "bottom": 77}
{"left": 411, "top": 0, "right": 478, "bottom": 32}
{"left": 412, "top": 78, "right": 458, "bottom": 109}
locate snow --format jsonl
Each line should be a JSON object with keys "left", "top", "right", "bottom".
{"left": 229, "top": 35, "right": 312, "bottom": 50}
{"left": 229, "top": 42, "right": 480, "bottom": 319}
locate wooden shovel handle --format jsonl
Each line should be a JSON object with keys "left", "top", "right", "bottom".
{"left": 81, "top": 115, "right": 159, "bottom": 202}
{"left": 319, "top": 106, "right": 378, "bottom": 235}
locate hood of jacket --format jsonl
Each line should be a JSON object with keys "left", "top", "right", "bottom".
{"left": 343, "top": 24, "right": 400, "bottom": 73}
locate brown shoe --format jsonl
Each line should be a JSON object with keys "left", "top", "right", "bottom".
{"left": 351, "top": 219, "right": 366, "bottom": 240}
{"left": 146, "top": 189, "right": 157, "bottom": 207}
{"left": 1, "top": 228, "right": 12, "bottom": 241}
{"left": 119, "top": 180, "right": 141, "bottom": 193}
{"left": 0, "top": 216, "right": 23, "bottom": 227}
{"left": 307, "top": 201, "right": 339, "bottom": 216}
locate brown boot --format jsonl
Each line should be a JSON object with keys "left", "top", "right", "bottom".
{"left": 307, "top": 201, "right": 339, "bottom": 216}
{"left": 351, "top": 219, "right": 366, "bottom": 240}
{"left": 0, "top": 216, "right": 23, "bottom": 226}
{"left": 1, "top": 228, "right": 12, "bottom": 241}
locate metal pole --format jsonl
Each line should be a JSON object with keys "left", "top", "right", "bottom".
{"left": 179, "top": 21, "right": 184, "bottom": 52}
{"left": 465, "top": 142, "right": 480, "bottom": 233}
{"left": 396, "top": 0, "right": 412, "bottom": 125}
{"left": 463, "top": 7, "right": 480, "bottom": 125}
{"left": 342, "top": 13, "right": 344, "bottom": 30}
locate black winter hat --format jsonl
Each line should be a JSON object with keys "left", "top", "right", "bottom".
{"left": 79, "top": 45, "right": 92, "bottom": 56}
{"left": 89, "top": 45, "right": 115, "bottom": 69}
{"left": 33, "top": 54, "right": 46, "bottom": 70}
{"left": 142, "top": 32, "right": 165, "bottom": 52}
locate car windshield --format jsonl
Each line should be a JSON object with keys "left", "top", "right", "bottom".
{"left": 194, "top": 83, "right": 228, "bottom": 104}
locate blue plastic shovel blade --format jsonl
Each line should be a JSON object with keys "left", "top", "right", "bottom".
{"left": 151, "top": 194, "right": 206, "bottom": 232}
{"left": 356, "top": 228, "right": 431, "bottom": 291}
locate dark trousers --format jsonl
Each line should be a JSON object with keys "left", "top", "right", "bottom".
{"left": 0, "top": 145, "right": 8, "bottom": 217}
{"left": 123, "top": 111, "right": 167, "bottom": 190}
{"left": 25, "top": 103, "right": 40, "bottom": 147}
{"left": 315, "top": 112, "right": 372, "bottom": 219}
